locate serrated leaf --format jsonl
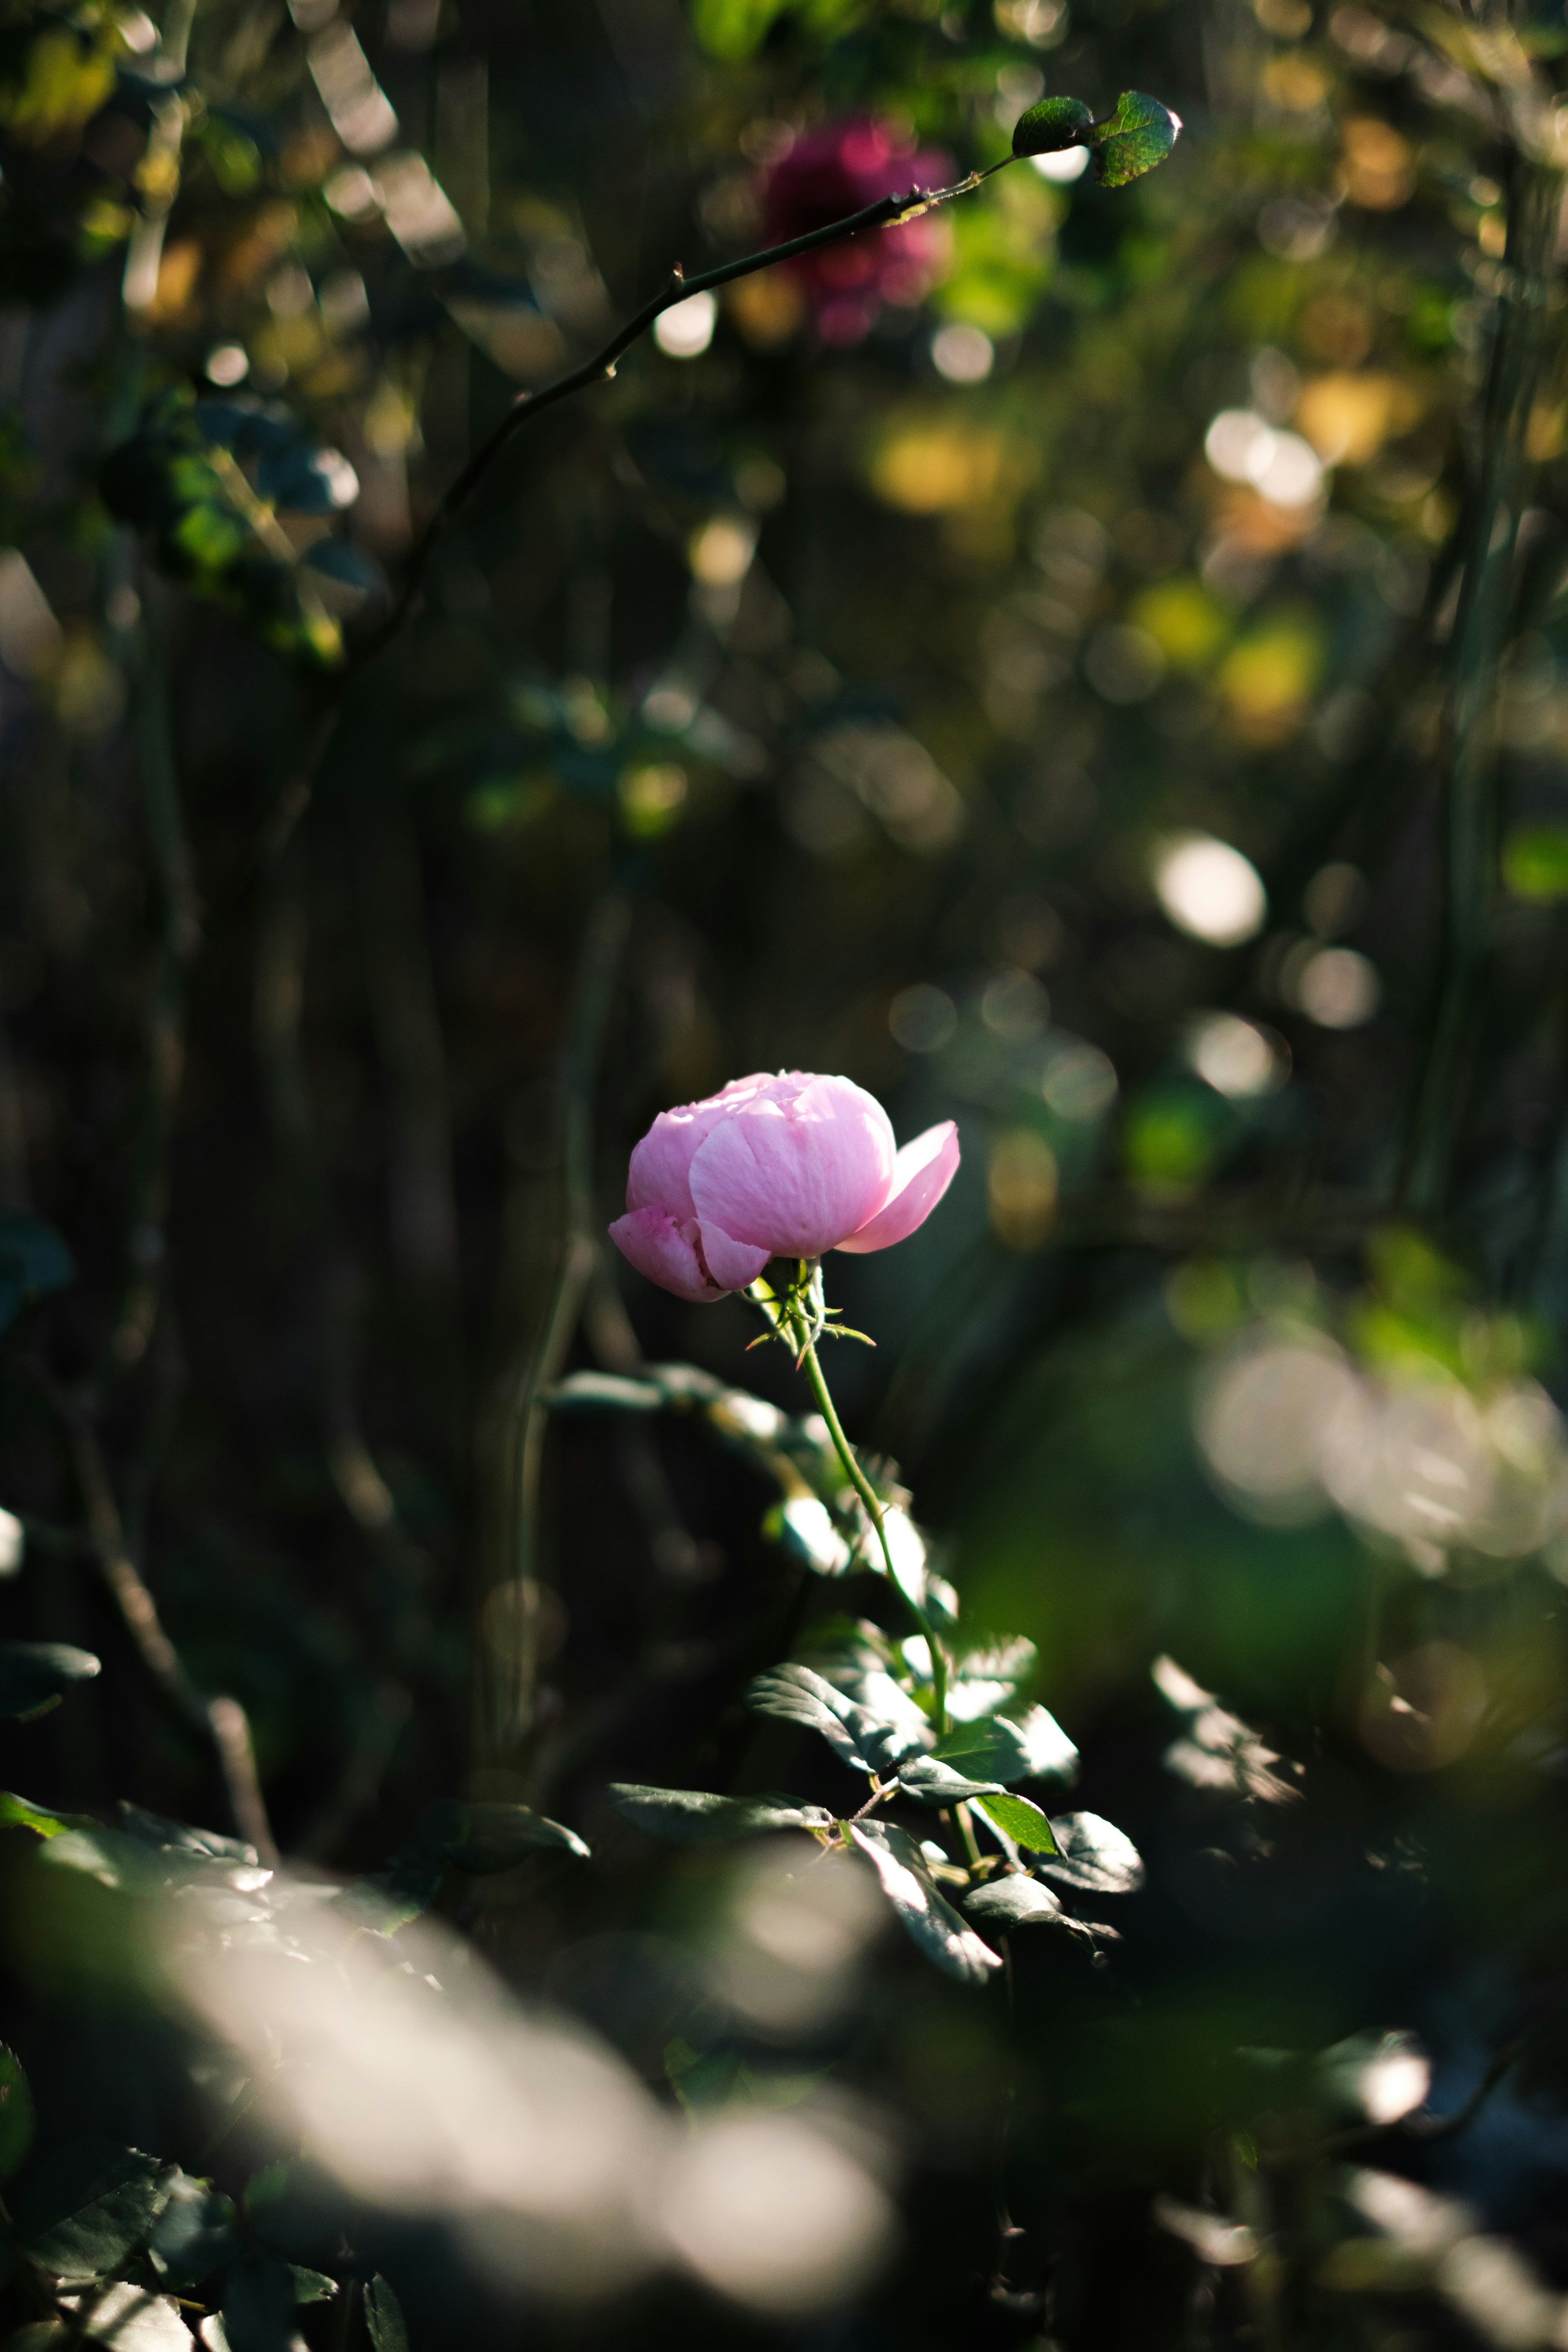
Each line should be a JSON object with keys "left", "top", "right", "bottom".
{"left": 896, "top": 1756, "right": 1004, "bottom": 1807}
{"left": 1011, "top": 94, "right": 1095, "bottom": 157}
{"left": 0, "top": 2044, "right": 34, "bottom": 2178}
{"left": 363, "top": 2275, "right": 408, "bottom": 2352}
{"left": 0, "top": 1642, "right": 99, "bottom": 1722}
{"left": 932, "top": 1705, "right": 1078, "bottom": 1786}
{"left": 0, "top": 1210, "right": 74, "bottom": 1339}
{"left": 1092, "top": 90, "right": 1182, "bottom": 187}
{"left": 849, "top": 1820, "right": 1002, "bottom": 1986}
{"left": 747, "top": 1663, "right": 925, "bottom": 1778}
{"left": 287, "top": 2267, "right": 337, "bottom": 2304}
{"left": 146, "top": 2172, "right": 238, "bottom": 2288}
{"left": 1036, "top": 1811, "right": 1144, "bottom": 1894}
{"left": 609, "top": 1786, "right": 835, "bottom": 1843}
{"left": 13, "top": 2141, "right": 172, "bottom": 2284}
{"left": 971, "top": 1789, "right": 1059, "bottom": 1852}
{"left": 963, "top": 1876, "right": 1065, "bottom": 1929}
{"left": 221, "top": 2253, "right": 300, "bottom": 2352}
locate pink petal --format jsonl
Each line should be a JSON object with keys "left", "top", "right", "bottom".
{"left": 837, "top": 1120, "right": 960, "bottom": 1254}
{"left": 695, "top": 1218, "right": 771, "bottom": 1293}
{"left": 625, "top": 1076, "right": 772, "bottom": 1220}
{"left": 609, "top": 1207, "right": 724, "bottom": 1303}
{"left": 688, "top": 1074, "right": 895, "bottom": 1258}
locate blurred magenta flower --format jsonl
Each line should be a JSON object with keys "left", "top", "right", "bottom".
{"left": 762, "top": 120, "right": 954, "bottom": 346}
{"left": 610, "top": 1072, "right": 960, "bottom": 1303}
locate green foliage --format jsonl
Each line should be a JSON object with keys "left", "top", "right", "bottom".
{"left": 971, "top": 1788, "right": 1058, "bottom": 1851}
{"left": 100, "top": 389, "right": 356, "bottom": 669}
{"left": 1092, "top": 92, "right": 1183, "bottom": 189}
{"left": 847, "top": 1821, "right": 1002, "bottom": 1985}
{"left": 1503, "top": 821, "right": 1568, "bottom": 901}
{"left": 1011, "top": 97, "right": 1095, "bottom": 160}
{"left": 11, "top": 2142, "right": 172, "bottom": 2285}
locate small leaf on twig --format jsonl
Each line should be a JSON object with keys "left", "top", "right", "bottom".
{"left": 963, "top": 1876, "right": 1064, "bottom": 1929}
{"left": 1092, "top": 90, "right": 1182, "bottom": 187}
{"left": 1011, "top": 94, "right": 1095, "bottom": 157}
{"left": 971, "top": 1789, "right": 1060, "bottom": 1852}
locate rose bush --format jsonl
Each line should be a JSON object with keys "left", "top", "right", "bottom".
{"left": 609, "top": 1072, "right": 960, "bottom": 1302}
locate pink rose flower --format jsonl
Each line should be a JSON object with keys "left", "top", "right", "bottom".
{"left": 762, "top": 119, "right": 954, "bottom": 346}
{"left": 610, "top": 1071, "right": 960, "bottom": 1303}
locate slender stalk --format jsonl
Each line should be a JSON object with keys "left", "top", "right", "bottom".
{"left": 797, "top": 1332, "right": 948, "bottom": 1733}
{"left": 1400, "top": 159, "right": 1561, "bottom": 1214}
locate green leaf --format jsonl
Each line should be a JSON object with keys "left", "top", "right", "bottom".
{"left": 287, "top": 2267, "right": 337, "bottom": 2304}
{"left": 963, "top": 1876, "right": 1065, "bottom": 1930}
{"left": 895, "top": 1757, "right": 1004, "bottom": 1807}
{"left": 13, "top": 2141, "right": 173, "bottom": 2284}
{"left": 0, "top": 1643, "right": 100, "bottom": 1722}
{"left": 0, "top": 1211, "right": 73, "bottom": 1340}
{"left": 932, "top": 1706, "right": 1078, "bottom": 1786}
{"left": 690, "top": 0, "right": 789, "bottom": 58}
{"left": 221, "top": 2253, "right": 300, "bottom": 2352}
{"left": 72, "top": 2284, "right": 193, "bottom": 2350}
{"left": 0, "top": 2044, "right": 34, "bottom": 2178}
{"left": 849, "top": 1821, "right": 1003, "bottom": 1986}
{"left": 364, "top": 2274, "right": 410, "bottom": 2352}
{"left": 1091, "top": 90, "right": 1182, "bottom": 188}
{"left": 145, "top": 2173, "right": 238, "bottom": 2288}
{"left": 1036, "top": 1810, "right": 1144, "bottom": 1893}
{"left": 609, "top": 1785, "right": 836, "bottom": 1843}
{"left": 971, "top": 1789, "right": 1060, "bottom": 1853}
{"left": 747, "top": 1663, "right": 925, "bottom": 1778}
{"left": 1011, "top": 94, "right": 1095, "bottom": 158}
{"left": 0, "top": 1791, "right": 96, "bottom": 1839}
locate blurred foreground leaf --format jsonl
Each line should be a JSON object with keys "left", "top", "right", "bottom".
{"left": 221, "top": 2253, "right": 300, "bottom": 2352}
{"left": 0, "top": 1791, "right": 96, "bottom": 1838}
{"left": 146, "top": 2173, "right": 239, "bottom": 2289}
{"left": 609, "top": 1786, "right": 836, "bottom": 1842}
{"left": 0, "top": 1643, "right": 100, "bottom": 1722}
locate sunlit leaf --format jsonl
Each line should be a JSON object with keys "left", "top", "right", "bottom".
{"left": 932, "top": 1706, "right": 1078, "bottom": 1786}
{"left": 0, "top": 2043, "right": 34, "bottom": 2178}
{"left": 747, "top": 1662, "right": 926, "bottom": 1777}
{"left": 1035, "top": 1811, "right": 1144, "bottom": 1894}
{"left": 971, "top": 1789, "right": 1059, "bottom": 1852}
{"left": 609, "top": 1785, "right": 836, "bottom": 1842}
{"left": 13, "top": 2141, "right": 173, "bottom": 2284}
{"left": 0, "top": 1790, "right": 96, "bottom": 1838}
{"left": 895, "top": 1756, "right": 1004, "bottom": 1807}
{"left": 0, "top": 1642, "right": 99, "bottom": 1722}
{"left": 849, "top": 1821, "right": 1003, "bottom": 1985}
{"left": 1092, "top": 90, "right": 1182, "bottom": 187}
{"left": 547, "top": 1370, "right": 664, "bottom": 1414}
{"left": 364, "top": 2274, "right": 409, "bottom": 2352}
{"left": 288, "top": 2267, "right": 338, "bottom": 2304}
{"left": 69, "top": 2283, "right": 195, "bottom": 2350}
{"left": 1011, "top": 95, "right": 1095, "bottom": 158}
{"left": 962, "top": 1876, "right": 1064, "bottom": 1929}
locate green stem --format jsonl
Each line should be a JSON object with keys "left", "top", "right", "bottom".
{"left": 797, "top": 1334, "right": 947, "bottom": 1733}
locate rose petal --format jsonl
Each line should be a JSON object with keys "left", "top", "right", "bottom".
{"left": 609, "top": 1207, "right": 725, "bottom": 1303}
{"left": 837, "top": 1120, "right": 960, "bottom": 1254}
{"left": 688, "top": 1075, "right": 895, "bottom": 1258}
{"left": 696, "top": 1218, "right": 772, "bottom": 1293}
{"left": 626, "top": 1075, "right": 773, "bottom": 1220}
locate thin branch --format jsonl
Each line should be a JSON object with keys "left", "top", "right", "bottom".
{"left": 351, "top": 160, "right": 1008, "bottom": 677}
{"left": 44, "top": 1385, "right": 277, "bottom": 1863}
